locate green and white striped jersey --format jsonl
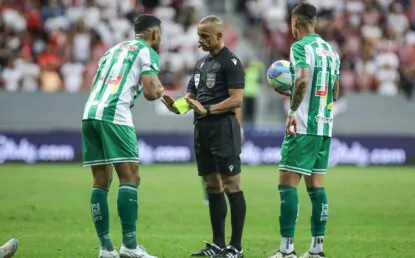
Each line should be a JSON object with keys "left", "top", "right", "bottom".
{"left": 82, "top": 38, "right": 160, "bottom": 127}
{"left": 289, "top": 34, "right": 340, "bottom": 137}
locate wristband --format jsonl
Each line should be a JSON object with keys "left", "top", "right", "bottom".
{"left": 288, "top": 109, "right": 296, "bottom": 117}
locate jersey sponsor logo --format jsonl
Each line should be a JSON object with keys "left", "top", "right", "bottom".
{"left": 315, "top": 85, "right": 328, "bottom": 97}
{"left": 194, "top": 74, "right": 200, "bottom": 88}
{"left": 119, "top": 44, "right": 138, "bottom": 51}
{"left": 315, "top": 115, "right": 333, "bottom": 123}
{"left": 315, "top": 47, "right": 337, "bottom": 59}
{"left": 89, "top": 100, "right": 110, "bottom": 107}
{"left": 206, "top": 73, "right": 216, "bottom": 88}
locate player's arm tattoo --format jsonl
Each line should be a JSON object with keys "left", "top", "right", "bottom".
{"left": 150, "top": 75, "right": 163, "bottom": 91}
{"left": 333, "top": 78, "right": 340, "bottom": 102}
{"left": 185, "top": 92, "right": 196, "bottom": 100}
{"left": 290, "top": 68, "right": 309, "bottom": 112}
{"left": 142, "top": 74, "right": 164, "bottom": 101}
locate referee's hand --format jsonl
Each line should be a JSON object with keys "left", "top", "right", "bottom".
{"left": 161, "top": 95, "right": 180, "bottom": 114}
{"left": 186, "top": 98, "right": 207, "bottom": 115}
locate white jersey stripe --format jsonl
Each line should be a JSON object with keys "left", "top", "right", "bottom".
{"left": 316, "top": 39, "right": 327, "bottom": 136}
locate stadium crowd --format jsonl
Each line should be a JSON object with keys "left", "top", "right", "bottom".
{"left": 0, "top": 0, "right": 414, "bottom": 99}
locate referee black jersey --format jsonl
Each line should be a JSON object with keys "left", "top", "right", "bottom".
{"left": 187, "top": 47, "right": 245, "bottom": 120}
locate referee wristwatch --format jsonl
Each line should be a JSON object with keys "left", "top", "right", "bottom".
{"left": 205, "top": 106, "right": 211, "bottom": 116}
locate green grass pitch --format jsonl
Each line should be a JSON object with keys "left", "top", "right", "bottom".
{"left": 0, "top": 164, "right": 414, "bottom": 257}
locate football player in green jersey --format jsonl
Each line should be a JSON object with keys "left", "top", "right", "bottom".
{"left": 270, "top": 3, "right": 340, "bottom": 258}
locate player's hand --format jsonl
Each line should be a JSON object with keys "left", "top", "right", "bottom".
{"left": 161, "top": 95, "right": 180, "bottom": 114}
{"left": 274, "top": 88, "right": 291, "bottom": 97}
{"left": 285, "top": 115, "right": 297, "bottom": 137}
{"left": 186, "top": 98, "right": 207, "bottom": 115}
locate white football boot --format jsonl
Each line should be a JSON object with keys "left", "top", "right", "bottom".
{"left": 0, "top": 238, "right": 18, "bottom": 258}
{"left": 119, "top": 244, "right": 157, "bottom": 258}
{"left": 268, "top": 250, "right": 297, "bottom": 258}
{"left": 301, "top": 252, "right": 325, "bottom": 258}
{"left": 98, "top": 248, "right": 120, "bottom": 258}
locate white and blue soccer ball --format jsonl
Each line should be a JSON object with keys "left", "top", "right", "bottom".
{"left": 266, "top": 60, "right": 293, "bottom": 91}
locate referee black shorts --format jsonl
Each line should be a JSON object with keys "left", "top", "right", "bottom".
{"left": 194, "top": 114, "right": 242, "bottom": 176}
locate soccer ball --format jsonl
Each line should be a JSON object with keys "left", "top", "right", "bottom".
{"left": 266, "top": 60, "right": 293, "bottom": 91}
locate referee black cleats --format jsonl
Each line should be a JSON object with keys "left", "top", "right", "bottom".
{"left": 191, "top": 241, "right": 222, "bottom": 257}
{"left": 213, "top": 245, "right": 244, "bottom": 258}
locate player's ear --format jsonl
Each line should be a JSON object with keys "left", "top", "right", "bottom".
{"left": 151, "top": 29, "right": 157, "bottom": 41}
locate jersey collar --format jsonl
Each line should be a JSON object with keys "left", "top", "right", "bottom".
{"left": 135, "top": 37, "right": 150, "bottom": 46}
{"left": 305, "top": 33, "right": 320, "bottom": 38}
{"left": 207, "top": 46, "right": 226, "bottom": 60}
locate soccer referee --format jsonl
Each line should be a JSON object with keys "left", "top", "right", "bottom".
{"left": 162, "top": 15, "right": 246, "bottom": 258}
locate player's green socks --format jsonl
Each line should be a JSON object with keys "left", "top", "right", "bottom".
{"left": 307, "top": 187, "right": 328, "bottom": 254}
{"left": 278, "top": 185, "right": 298, "bottom": 253}
{"left": 90, "top": 187, "right": 114, "bottom": 251}
{"left": 307, "top": 187, "right": 328, "bottom": 236}
{"left": 117, "top": 183, "right": 138, "bottom": 249}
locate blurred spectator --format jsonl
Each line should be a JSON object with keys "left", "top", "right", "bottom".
{"left": 61, "top": 55, "right": 84, "bottom": 93}
{"left": 1, "top": 57, "right": 21, "bottom": 92}
{"left": 242, "top": 0, "right": 415, "bottom": 99}
{"left": 0, "top": 0, "right": 206, "bottom": 94}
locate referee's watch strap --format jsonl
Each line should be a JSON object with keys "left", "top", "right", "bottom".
{"left": 205, "top": 106, "right": 211, "bottom": 116}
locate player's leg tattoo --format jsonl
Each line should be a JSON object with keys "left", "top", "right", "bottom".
{"left": 91, "top": 165, "right": 115, "bottom": 251}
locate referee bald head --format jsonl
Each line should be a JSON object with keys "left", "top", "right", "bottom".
{"left": 197, "top": 15, "right": 225, "bottom": 55}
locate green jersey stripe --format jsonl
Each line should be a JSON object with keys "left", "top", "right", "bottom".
{"left": 306, "top": 41, "right": 321, "bottom": 135}
{"left": 320, "top": 41, "right": 334, "bottom": 137}
{"left": 87, "top": 48, "right": 124, "bottom": 119}
{"left": 104, "top": 54, "right": 136, "bottom": 121}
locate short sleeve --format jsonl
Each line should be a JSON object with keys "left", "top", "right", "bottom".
{"left": 291, "top": 43, "right": 311, "bottom": 70}
{"left": 335, "top": 53, "right": 341, "bottom": 79}
{"left": 225, "top": 56, "right": 245, "bottom": 89}
{"left": 140, "top": 47, "right": 160, "bottom": 76}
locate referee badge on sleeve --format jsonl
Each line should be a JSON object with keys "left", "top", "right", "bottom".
{"left": 194, "top": 74, "right": 200, "bottom": 88}
{"left": 206, "top": 73, "right": 216, "bottom": 88}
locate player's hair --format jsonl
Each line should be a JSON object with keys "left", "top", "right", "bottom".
{"left": 199, "top": 15, "right": 223, "bottom": 26}
{"left": 292, "top": 3, "right": 317, "bottom": 27}
{"left": 134, "top": 14, "right": 161, "bottom": 34}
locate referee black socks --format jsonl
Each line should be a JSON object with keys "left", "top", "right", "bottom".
{"left": 227, "top": 191, "right": 246, "bottom": 251}
{"left": 208, "top": 192, "right": 227, "bottom": 248}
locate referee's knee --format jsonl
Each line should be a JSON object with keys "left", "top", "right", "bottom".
{"left": 222, "top": 175, "right": 242, "bottom": 194}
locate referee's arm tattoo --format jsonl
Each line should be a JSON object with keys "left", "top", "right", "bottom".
{"left": 290, "top": 68, "right": 309, "bottom": 112}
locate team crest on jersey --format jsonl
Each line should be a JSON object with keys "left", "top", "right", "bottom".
{"left": 194, "top": 74, "right": 200, "bottom": 88}
{"left": 206, "top": 73, "right": 216, "bottom": 88}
